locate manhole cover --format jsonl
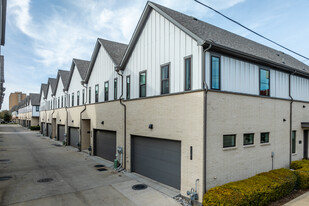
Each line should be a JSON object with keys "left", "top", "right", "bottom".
{"left": 94, "top": 164, "right": 105, "bottom": 168}
{"left": 0, "top": 159, "right": 10, "bottom": 163}
{"left": 0, "top": 176, "right": 12, "bottom": 181}
{"left": 132, "top": 184, "right": 148, "bottom": 190}
{"left": 97, "top": 168, "right": 107, "bottom": 171}
{"left": 37, "top": 178, "right": 53, "bottom": 183}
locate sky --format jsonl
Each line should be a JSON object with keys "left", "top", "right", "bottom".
{"left": 2, "top": 0, "right": 309, "bottom": 110}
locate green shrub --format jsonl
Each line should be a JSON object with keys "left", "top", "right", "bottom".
{"left": 291, "top": 159, "right": 309, "bottom": 189}
{"left": 291, "top": 159, "right": 309, "bottom": 170}
{"left": 203, "top": 169, "right": 297, "bottom": 206}
{"left": 30, "top": 126, "right": 40, "bottom": 131}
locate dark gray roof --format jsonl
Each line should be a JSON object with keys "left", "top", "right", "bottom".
{"left": 10, "top": 104, "right": 18, "bottom": 112}
{"left": 150, "top": 2, "right": 309, "bottom": 73}
{"left": 40, "top": 83, "right": 48, "bottom": 99}
{"left": 98, "top": 38, "right": 128, "bottom": 65}
{"left": 73, "top": 58, "right": 90, "bottom": 80}
{"left": 29, "top": 93, "right": 40, "bottom": 106}
{"left": 59, "top": 70, "right": 70, "bottom": 88}
{"left": 48, "top": 78, "right": 57, "bottom": 96}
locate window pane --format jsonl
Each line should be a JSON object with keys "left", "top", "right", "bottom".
{"left": 140, "top": 72, "right": 146, "bottom": 84}
{"left": 292, "top": 131, "right": 296, "bottom": 153}
{"left": 89, "top": 87, "right": 91, "bottom": 104}
{"left": 244, "top": 133, "right": 254, "bottom": 145}
{"left": 140, "top": 85, "right": 146, "bottom": 97}
{"left": 126, "top": 76, "right": 130, "bottom": 99}
{"left": 162, "top": 66, "right": 169, "bottom": 79}
{"left": 261, "top": 133, "right": 269, "bottom": 143}
{"left": 260, "top": 69, "right": 270, "bottom": 96}
{"left": 162, "top": 80, "right": 169, "bottom": 94}
{"left": 114, "top": 78, "right": 117, "bottom": 99}
{"left": 105, "top": 82, "right": 109, "bottom": 101}
{"left": 211, "top": 56, "right": 220, "bottom": 89}
{"left": 161, "top": 65, "right": 169, "bottom": 94}
{"left": 185, "top": 58, "right": 191, "bottom": 91}
{"left": 223, "top": 135, "right": 236, "bottom": 148}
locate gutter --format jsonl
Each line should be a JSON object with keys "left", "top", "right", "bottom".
{"left": 116, "top": 67, "right": 127, "bottom": 169}
{"left": 289, "top": 70, "right": 296, "bottom": 168}
{"left": 203, "top": 43, "right": 212, "bottom": 195}
{"left": 80, "top": 81, "right": 88, "bottom": 152}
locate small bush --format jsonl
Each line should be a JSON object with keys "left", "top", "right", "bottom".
{"left": 30, "top": 126, "right": 40, "bottom": 131}
{"left": 291, "top": 159, "right": 309, "bottom": 189}
{"left": 203, "top": 168, "right": 297, "bottom": 206}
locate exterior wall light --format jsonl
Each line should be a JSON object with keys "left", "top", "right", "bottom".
{"left": 149, "top": 124, "right": 153, "bottom": 129}
{"left": 101, "top": 121, "right": 104, "bottom": 125}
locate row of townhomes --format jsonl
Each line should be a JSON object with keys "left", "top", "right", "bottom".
{"left": 13, "top": 93, "right": 40, "bottom": 127}
{"left": 18, "top": 2, "right": 309, "bottom": 202}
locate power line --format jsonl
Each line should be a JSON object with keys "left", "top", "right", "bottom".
{"left": 193, "top": 0, "right": 309, "bottom": 62}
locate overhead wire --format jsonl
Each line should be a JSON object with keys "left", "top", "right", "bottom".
{"left": 193, "top": 0, "right": 309, "bottom": 62}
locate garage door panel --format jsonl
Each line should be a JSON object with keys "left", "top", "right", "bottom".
{"left": 58, "top": 125, "right": 65, "bottom": 142}
{"left": 47, "top": 123, "right": 52, "bottom": 138}
{"left": 94, "top": 130, "right": 116, "bottom": 162}
{"left": 69, "top": 127, "right": 79, "bottom": 148}
{"left": 132, "top": 136, "right": 181, "bottom": 189}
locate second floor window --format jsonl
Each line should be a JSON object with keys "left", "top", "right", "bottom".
{"left": 161, "top": 64, "right": 169, "bottom": 94}
{"left": 185, "top": 57, "right": 191, "bottom": 91}
{"left": 211, "top": 56, "right": 220, "bottom": 90}
{"left": 61, "top": 96, "right": 63, "bottom": 108}
{"left": 126, "top": 76, "right": 130, "bottom": 99}
{"left": 104, "top": 82, "right": 109, "bottom": 101}
{"left": 89, "top": 87, "right": 91, "bottom": 104}
{"left": 82, "top": 89, "right": 85, "bottom": 104}
{"left": 72, "top": 93, "right": 74, "bottom": 107}
{"left": 260, "top": 68, "right": 270, "bottom": 96}
{"left": 77, "top": 91, "right": 80, "bottom": 106}
{"left": 114, "top": 78, "right": 118, "bottom": 100}
{"left": 58, "top": 97, "right": 60, "bottom": 108}
{"left": 95, "top": 84, "right": 99, "bottom": 103}
{"left": 139, "top": 71, "right": 146, "bottom": 97}
{"left": 36, "top": 106, "right": 39, "bottom": 112}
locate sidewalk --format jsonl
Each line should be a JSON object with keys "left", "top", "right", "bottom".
{"left": 284, "top": 192, "right": 309, "bottom": 206}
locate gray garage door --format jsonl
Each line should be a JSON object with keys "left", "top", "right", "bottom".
{"left": 58, "top": 125, "right": 65, "bottom": 142}
{"left": 131, "top": 136, "right": 181, "bottom": 189}
{"left": 94, "top": 130, "right": 116, "bottom": 162}
{"left": 47, "top": 123, "right": 52, "bottom": 138}
{"left": 41, "top": 122, "right": 44, "bottom": 134}
{"left": 69, "top": 127, "right": 79, "bottom": 148}
{"left": 27, "top": 120, "right": 31, "bottom": 128}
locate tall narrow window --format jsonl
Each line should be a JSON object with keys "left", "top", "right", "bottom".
{"left": 104, "top": 82, "right": 109, "bottom": 101}
{"left": 36, "top": 106, "right": 39, "bottom": 112}
{"left": 185, "top": 57, "right": 191, "bottom": 91}
{"left": 58, "top": 97, "right": 60, "bottom": 108}
{"left": 126, "top": 76, "right": 130, "bottom": 99}
{"left": 72, "top": 93, "right": 74, "bottom": 107}
{"left": 161, "top": 64, "right": 169, "bottom": 94}
{"left": 95, "top": 84, "right": 99, "bottom": 103}
{"left": 64, "top": 96, "right": 66, "bottom": 107}
{"left": 89, "top": 87, "right": 91, "bottom": 104}
{"left": 139, "top": 71, "right": 146, "bottom": 97}
{"left": 114, "top": 78, "right": 118, "bottom": 100}
{"left": 292, "top": 131, "right": 296, "bottom": 154}
{"left": 61, "top": 96, "right": 63, "bottom": 108}
{"left": 260, "top": 69, "right": 270, "bottom": 96}
{"left": 82, "top": 89, "right": 85, "bottom": 104}
{"left": 211, "top": 56, "right": 220, "bottom": 90}
{"left": 77, "top": 91, "right": 80, "bottom": 106}
{"left": 68, "top": 94, "right": 70, "bottom": 107}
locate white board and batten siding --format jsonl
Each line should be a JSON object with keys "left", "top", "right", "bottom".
{"left": 54, "top": 77, "right": 65, "bottom": 109}
{"left": 123, "top": 9, "right": 203, "bottom": 99}
{"left": 67, "top": 65, "right": 86, "bottom": 107}
{"left": 291, "top": 75, "right": 309, "bottom": 101}
{"left": 45, "top": 84, "right": 54, "bottom": 110}
{"left": 87, "top": 45, "right": 121, "bottom": 103}
{"left": 32, "top": 106, "right": 40, "bottom": 117}
{"left": 205, "top": 53, "right": 291, "bottom": 99}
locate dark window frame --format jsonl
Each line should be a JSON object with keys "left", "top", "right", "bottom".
{"left": 114, "top": 78, "right": 118, "bottom": 100}
{"left": 259, "top": 68, "right": 270, "bottom": 96}
{"left": 184, "top": 56, "right": 192, "bottom": 91}
{"left": 292, "top": 130, "right": 296, "bottom": 154}
{"left": 223, "top": 134, "right": 236, "bottom": 148}
{"left": 88, "top": 87, "right": 91, "bottom": 104}
{"left": 260, "top": 132, "right": 270, "bottom": 144}
{"left": 58, "top": 97, "right": 60, "bottom": 108}
{"left": 82, "top": 89, "right": 85, "bottom": 104}
{"left": 160, "top": 63, "right": 170, "bottom": 95}
{"left": 95, "top": 84, "right": 99, "bottom": 103}
{"left": 77, "top": 91, "right": 80, "bottom": 106}
{"left": 243, "top": 133, "right": 254, "bottom": 145}
{"left": 210, "top": 55, "right": 221, "bottom": 90}
{"left": 61, "top": 96, "right": 63, "bottom": 108}
{"left": 126, "top": 75, "right": 130, "bottom": 100}
{"left": 139, "top": 70, "right": 147, "bottom": 98}
{"left": 71, "top": 93, "right": 74, "bottom": 107}
{"left": 36, "top": 106, "right": 39, "bottom": 112}
{"left": 104, "top": 81, "right": 109, "bottom": 101}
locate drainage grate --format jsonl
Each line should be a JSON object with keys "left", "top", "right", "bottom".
{"left": 37, "top": 178, "right": 53, "bottom": 183}
{"left": 0, "top": 176, "right": 12, "bottom": 181}
{"left": 97, "top": 168, "right": 107, "bottom": 171}
{"left": 94, "top": 164, "right": 105, "bottom": 168}
{"left": 132, "top": 184, "right": 148, "bottom": 190}
{"left": 0, "top": 159, "right": 10, "bottom": 163}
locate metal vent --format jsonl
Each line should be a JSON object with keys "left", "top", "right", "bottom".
{"left": 94, "top": 164, "right": 105, "bottom": 168}
{"left": 97, "top": 168, "right": 107, "bottom": 171}
{"left": 132, "top": 184, "right": 148, "bottom": 190}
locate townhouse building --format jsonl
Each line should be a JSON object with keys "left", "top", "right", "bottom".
{"left": 18, "top": 93, "right": 40, "bottom": 128}
{"left": 38, "top": 1, "right": 309, "bottom": 202}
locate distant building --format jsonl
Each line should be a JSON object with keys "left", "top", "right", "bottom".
{"left": 0, "top": 0, "right": 6, "bottom": 109}
{"left": 9, "top": 92, "right": 26, "bottom": 110}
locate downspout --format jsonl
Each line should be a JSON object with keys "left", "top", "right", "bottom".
{"left": 203, "top": 43, "right": 212, "bottom": 195}
{"left": 289, "top": 70, "right": 296, "bottom": 168}
{"left": 116, "top": 67, "right": 127, "bottom": 169}
{"left": 80, "top": 81, "right": 88, "bottom": 152}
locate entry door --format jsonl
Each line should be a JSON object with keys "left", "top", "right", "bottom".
{"left": 304, "top": 130, "right": 308, "bottom": 159}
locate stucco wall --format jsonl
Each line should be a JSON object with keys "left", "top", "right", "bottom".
{"left": 125, "top": 91, "right": 204, "bottom": 200}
